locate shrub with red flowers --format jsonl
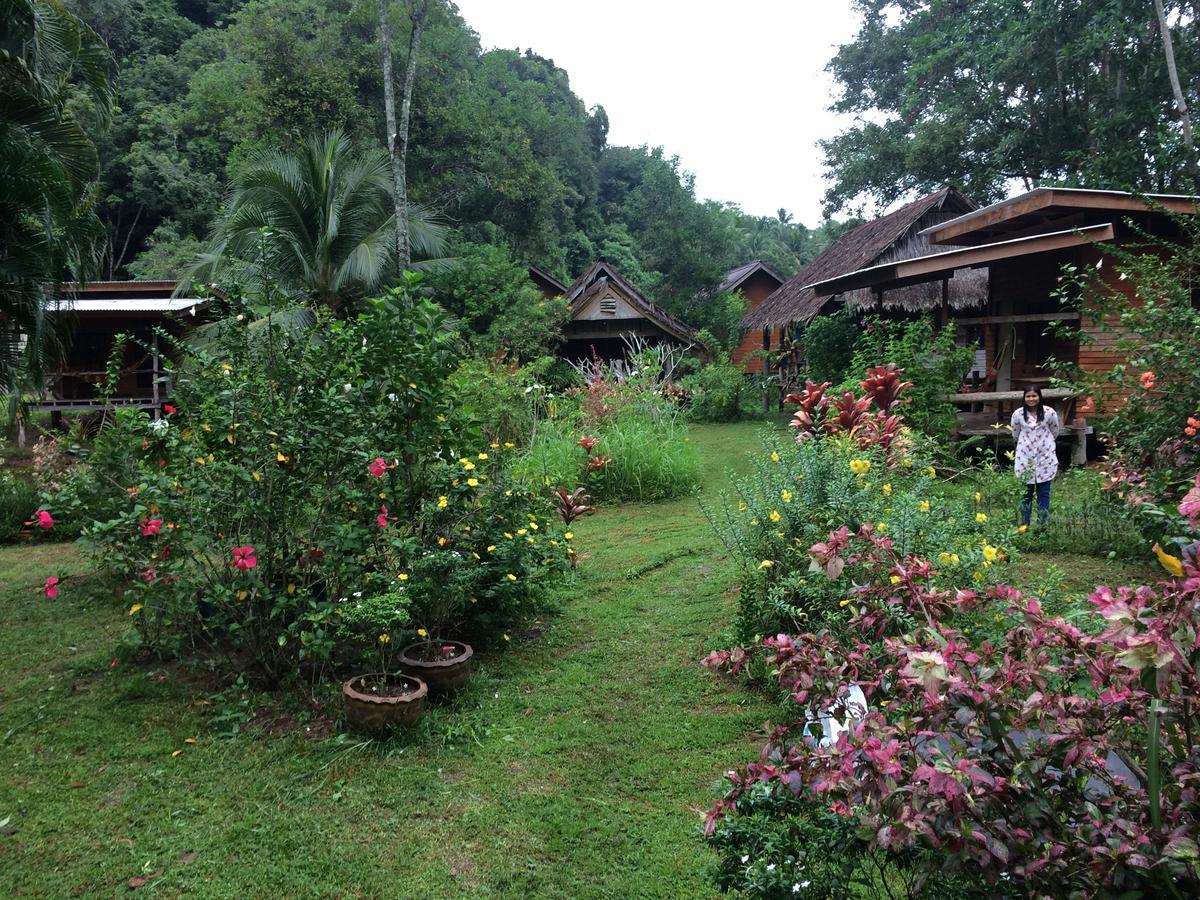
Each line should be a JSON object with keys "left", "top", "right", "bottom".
{"left": 54, "top": 280, "right": 572, "bottom": 682}
{"left": 702, "top": 528, "right": 1200, "bottom": 897}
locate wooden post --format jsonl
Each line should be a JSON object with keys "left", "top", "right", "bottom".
{"left": 151, "top": 333, "right": 160, "bottom": 420}
{"left": 940, "top": 277, "right": 949, "bottom": 327}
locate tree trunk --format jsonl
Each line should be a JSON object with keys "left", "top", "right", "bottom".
{"left": 1154, "top": 0, "right": 1198, "bottom": 180}
{"left": 378, "top": 0, "right": 429, "bottom": 278}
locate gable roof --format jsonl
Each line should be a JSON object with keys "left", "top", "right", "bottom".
{"left": 527, "top": 265, "right": 568, "bottom": 296}
{"left": 711, "top": 260, "right": 785, "bottom": 297}
{"left": 742, "top": 187, "right": 976, "bottom": 328}
{"left": 565, "top": 260, "right": 700, "bottom": 345}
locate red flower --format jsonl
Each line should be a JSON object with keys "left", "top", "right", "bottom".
{"left": 140, "top": 518, "right": 163, "bottom": 537}
{"left": 376, "top": 504, "right": 389, "bottom": 529}
{"left": 232, "top": 546, "right": 257, "bottom": 570}
{"left": 577, "top": 436, "right": 600, "bottom": 453}
{"left": 828, "top": 801, "right": 852, "bottom": 816}
{"left": 162, "top": 404, "right": 176, "bottom": 415}
{"left": 368, "top": 456, "right": 388, "bottom": 478}
{"left": 35, "top": 509, "right": 53, "bottom": 530}
{"left": 43, "top": 576, "right": 59, "bottom": 598}
{"left": 586, "top": 455, "right": 610, "bottom": 472}
{"left": 1139, "top": 371, "right": 1156, "bottom": 390}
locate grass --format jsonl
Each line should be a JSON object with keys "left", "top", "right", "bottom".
{"left": 0, "top": 422, "right": 1161, "bottom": 896}
{"left": 0, "top": 422, "right": 772, "bottom": 898}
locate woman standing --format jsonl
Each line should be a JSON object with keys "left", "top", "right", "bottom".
{"left": 1010, "top": 386, "right": 1061, "bottom": 525}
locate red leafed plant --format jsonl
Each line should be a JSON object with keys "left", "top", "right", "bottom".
{"left": 859, "top": 363, "right": 913, "bottom": 412}
{"left": 823, "top": 391, "right": 874, "bottom": 436}
{"left": 554, "top": 487, "right": 596, "bottom": 526}
{"left": 702, "top": 530, "right": 1200, "bottom": 897}
{"left": 784, "top": 380, "right": 832, "bottom": 441}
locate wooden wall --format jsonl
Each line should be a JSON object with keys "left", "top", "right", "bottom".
{"left": 731, "top": 271, "right": 787, "bottom": 373}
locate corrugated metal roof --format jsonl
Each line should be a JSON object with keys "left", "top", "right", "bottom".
{"left": 48, "top": 298, "right": 207, "bottom": 313}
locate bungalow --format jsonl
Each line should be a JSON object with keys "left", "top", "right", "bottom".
{"left": 742, "top": 187, "right": 987, "bottom": 386}
{"left": 39, "top": 280, "right": 207, "bottom": 425}
{"left": 559, "top": 260, "right": 701, "bottom": 362}
{"left": 806, "top": 186, "right": 1200, "bottom": 462}
{"left": 699, "top": 260, "right": 784, "bottom": 373}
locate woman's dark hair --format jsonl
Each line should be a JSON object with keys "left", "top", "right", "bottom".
{"left": 1022, "top": 386, "right": 1045, "bottom": 423}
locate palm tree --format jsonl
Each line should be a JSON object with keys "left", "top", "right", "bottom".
{"left": 0, "top": 0, "right": 113, "bottom": 391}
{"left": 191, "top": 130, "right": 449, "bottom": 310}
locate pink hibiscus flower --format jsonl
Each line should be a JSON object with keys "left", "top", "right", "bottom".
{"left": 232, "top": 546, "right": 257, "bottom": 570}
{"left": 35, "top": 509, "right": 54, "bottom": 530}
{"left": 368, "top": 456, "right": 388, "bottom": 478}
{"left": 1140, "top": 371, "right": 1156, "bottom": 390}
{"left": 376, "top": 504, "right": 389, "bottom": 529}
{"left": 141, "top": 518, "right": 163, "bottom": 537}
{"left": 44, "top": 577, "right": 59, "bottom": 599}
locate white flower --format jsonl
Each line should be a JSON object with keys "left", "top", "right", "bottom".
{"left": 236, "top": 314, "right": 244, "bottom": 322}
{"left": 352, "top": 591, "right": 362, "bottom": 598}
{"left": 766, "top": 863, "right": 776, "bottom": 872}
{"left": 740, "top": 855, "right": 749, "bottom": 864}
{"left": 148, "top": 419, "right": 169, "bottom": 434}
{"left": 343, "top": 383, "right": 352, "bottom": 393}
{"left": 524, "top": 386, "right": 533, "bottom": 394}
{"left": 387, "top": 393, "right": 398, "bottom": 402}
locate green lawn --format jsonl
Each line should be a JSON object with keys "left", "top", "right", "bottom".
{"left": 0, "top": 422, "right": 779, "bottom": 898}
{"left": 0, "top": 421, "right": 1158, "bottom": 897}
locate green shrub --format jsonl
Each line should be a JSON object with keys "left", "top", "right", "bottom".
{"left": 0, "top": 471, "right": 39, "bottom": 543}
{"left": 681, "top": 361, "right": 759, "bottom": 423}
{"left": 52, "top": 279, "right": 572, "bottom": 682}
{"left": 801, "top": 310, "right": 857, "bottom": 385}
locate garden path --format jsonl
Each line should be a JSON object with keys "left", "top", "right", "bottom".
{"left": 0, "top": 422, "right": 776, "bottom": 897}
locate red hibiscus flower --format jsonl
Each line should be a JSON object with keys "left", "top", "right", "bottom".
{"left": 368, "top": 456, "right": 388, "bottom": 478}
{"left": 162, "top": 404, "right": 176, "bottom": 415}
{"left": 141, "top": 518, "right": 163, "bottom": 537}
{"left": 1140, "top": 371, "right": 1156, "bottom": 390}
{"left": 376, "top": 504, "right": 389, "bottom": 529}
{"left": 232, "top": 546, "right": 257, "bottom": 570}
{"left": 35, "top": 509, "right": 53, "bottom": 530}
{"left": 43, "top": 577, "right": 59, "bottom": 599}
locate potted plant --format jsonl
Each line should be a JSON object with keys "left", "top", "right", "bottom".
{"left": 336, "top": 585, "right": 427, "bottom": 729}
{"left": 398, "top": 637, "right": 473, "bottom": 694}
{"left": 398, "top": 549, "right": 476, "bottom": 694}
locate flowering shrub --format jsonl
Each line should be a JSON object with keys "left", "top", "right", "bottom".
{"left": 703, "top": 536, "right": 1200, "bottom": 897}
{"left": 52, "top": 282, "right": 572, "bottom": 681}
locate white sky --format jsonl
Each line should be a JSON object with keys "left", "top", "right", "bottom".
{"left": 452, "top": 0, "right": 862, "bottom": 226}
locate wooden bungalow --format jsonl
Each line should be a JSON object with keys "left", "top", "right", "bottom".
{"left": 560, "top": 260, "right": 701, "bottom": 362}
{"left": 38, "top": 281, "right": 208, "bottom": 424}
{"left": 806, "top": 186, "right": 1200, "bottom": 462}
{"left": 698, "top": 260, "right": 785, "bottom": 373}
{"left": 742, "top": 187, "right": 988, "bottom": 385}
{"left": 527, "top": 265, "right": 567, "bottom": 302}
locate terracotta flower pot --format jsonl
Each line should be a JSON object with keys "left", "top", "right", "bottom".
{"left": 342, "top": 673, "right": 427, "bottom": 730}
{"left": 398, "top": 640, "right": 473, "bottom": 694}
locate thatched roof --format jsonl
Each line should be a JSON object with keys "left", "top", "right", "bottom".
{"left": 742, "top": 187, "right": 978, "bottom": 328}
{"left": 527, "top": 265, "right": 567, "bottom": 297}
{"left": 710, "top": 260, "right": 785, "bottom": 297}
{"left": 565, "top": 260, "right": 700, "bottom": 345}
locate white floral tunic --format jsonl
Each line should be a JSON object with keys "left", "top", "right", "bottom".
{"left": 1010, "top": 406, "right": 1061, "bottom": 484}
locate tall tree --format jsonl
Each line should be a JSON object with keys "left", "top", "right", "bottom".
{"left": 822, "top": 0, "right": 1199, "bottom": 212}
{"left": 1154, "top": 0, "right": 1198, "bottom": 179}
{"left": 0, "top": 0, "right": 114, "bottom": 388}
{"left": 379, "top": 0, "right": 429, "bottom": 275}
{"left": 190, "top": 130, "right": 447, "bottom": 309}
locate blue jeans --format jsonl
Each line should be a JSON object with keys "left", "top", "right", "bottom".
{"left": 1021, "top": 481, "right": 1051, "bottom": 525}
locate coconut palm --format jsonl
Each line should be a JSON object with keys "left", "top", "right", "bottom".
{"left": 191, "top": 130, "right": 450, "bottom": 310}
{"left": 0, "top": 0, "right": 113, "bottom": 390}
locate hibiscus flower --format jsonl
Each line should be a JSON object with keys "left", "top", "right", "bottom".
{"left": 232, "top": 546, "right": 257, "bottom": 570}
{"left": 368, "top": 456, "right": 388, "bottom": 478}
{"left": 43, "top": 577, "right": 59, "bottom": 598}
{"left": 141, "top": 518, "right": 163, "bottom": 537}
{"left": 376, "top": 504, "right": 389, "bottom": 529}
{"left": 35, "top": 509, "right": 53, "bottom": 529}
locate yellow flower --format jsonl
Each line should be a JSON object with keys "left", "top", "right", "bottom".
{"left": 437, "top": 415, "right": 446, "bottom": 422}
{"left": 503, "top": 633, "right": 510, "bottom": 641}
{"left": 517, "top": 528, "right": 527, "bottom": 535}
{"left": 287, "top": 583, "right": 296, "bottom": 595}
{"left": 461, "top": 459, "right": 476, "bottom": 471}
{"left": 236, "top": 590, "right": 248, "bottom": 601}
{"left": 1004, "top": 451, "right": 1015, "bottom": 461}
{"left": 780, "top": 490, "right": 792, "bottom": 503}
{"left": 504, "top": 532, "right": 513, "bottom": 539}
{"left": 889, "top": 575, "right": 901, "bottom": 585}
{"left": 128, "top": 603, "right": 143, "bottom": 615}
{"left": 738, "top": 500, "right": 747, "bottom": 512}
{"left": 507, "top": 573, "right": 517, "bottom": 582}
{"left": 478, "top": 452, "right": 488, "bottom": 460}
{"left": 417, "top": 628, "right": 427, "bottom": 637}
{"left": 409, "top": 382, "right": 417, "bottom": 389}
{"left": 467, "top": 478, "right": 479, "bottom": 487}
{"left": 1018, "top": 524, "right": 1028, "bottom": 534}
{"left": 490, "top": 442, "right": 500, "bottom": 449}
{"left": 876, "top": 522, "right": 888, "bottom": 532}
{"left": 504, "top": 442, "right": 514, "bottom": 448}
{"left": 487, "top": 545, "right": 496, "bottom": 552}
{"left": 252, "top": 471, "right": 262, "bottom": 482}
{"left": 758, "top": 560, "right": 773, "bottom": 570}
{"left": 770, "top": 451, "right": 780, "bottom": 462}
{"left": 951, "top": 553, "right": 960, "bottom": 565}
{"left": 564, "top": 532, "right": 573, "bottom": 540}
{"left": 1153, "top": 543, "right": 1185, "bottom": 578}
{"left": 172, "top": 749, "right": 184, "bottom": 758}
{"left": 973, "top": 571, "right": 984, "bottom": 582}
{"left": 469, "top": 597, "right": 477, "bottom": 604}
{"left": 194, "top": 456, "right": 206, "bottom": 466}
{"left": 379, "top": 633, "right": 390, "bottom": 644}
{"left": 437, "top": 537, "right": 447, "bottom": 546}
{"left": 750, "top": 519, "right": 759, "bottom": 526}
{"left": 398, "top": 573, "right": 409, "bottom": 581}
{"left": 927, "top": 466, "right": 937, "bottom": 478}
{"left": 983, "top": 544, "right": 999, "bottom": 563}
{"left": 529, "top": 522, "right": 538, "bottom": 530}
{"left": 918, "top": 500, "right": 930, "bottom": 512}
{"left": 839, "top": 598, "right": 851, "bottom": 607}
{"left": 276, "top": 451, "right": 289, "bottom": 463}
{"left": 882, "top": 483, "right": 892, "bottom": 496}
{"left": 849, "top": 459, "right": 871, "bottom": 476}
{"left": 975, "top": 512, "right": 988, "bottom": 523}
{"left": 437, "top": 495, "right": 448, "bottom": 509}
{"left": 974, "top": 491, "right": 982, "bottom": 503}
{"left": 769, "top": 510, "right": 781, "bottom": 523}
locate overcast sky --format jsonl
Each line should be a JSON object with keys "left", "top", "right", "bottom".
{"left": 452, "top": 0, "right": 862, "bottom": 227}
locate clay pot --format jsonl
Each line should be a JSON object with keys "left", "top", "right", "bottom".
{"left": 398, "top": 640, "right": 474, "bottom": 694}
{"left": 342, "top": 673, "right": 427, "bottom": 730}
